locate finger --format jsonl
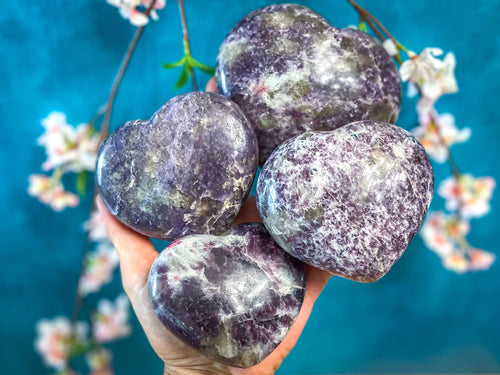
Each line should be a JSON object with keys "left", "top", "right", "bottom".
{"left": 234, "top": 195, "right": 262, "bottom": 225}
{"left": 96, "top": 196, "right": 158, "bottom": 293}
{"left": 205, "top": 77, "right": 217, "bottom": 93}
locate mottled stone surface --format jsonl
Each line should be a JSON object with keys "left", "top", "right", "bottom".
{"left": 96, "top": 92, "right": 258, "bottom": 240}
{"left": 216, "top": 4, "right": 401, "bottom": 165}
{"left": 256, "top": 121, "right": 434, "bottom": 282}
{"left": 148, "top": 223, "right": 306, "bottom": 368}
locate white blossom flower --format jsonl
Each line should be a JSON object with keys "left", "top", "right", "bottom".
{"left": 382, "top": 39, "right": 398, "bottom": 57}
{"left": 106, "top": 0, "right": 166, "bottom": 26}
{"left": 84, "top": 209, "right": 110, "bottom": 242}
{"left": 400, "top": 47, "right": 458, "bottom": 111}
{"left": 51, "top": 370, "right": 80, "bottom": 375}
{"left": 411, "top": 111, "right": 470, "bottom": 163}
{"left": 28, "top": 174, "right": 79, "bottom": 211}
{"left": 420, "top": 211, "right": 495, "bottom": 273}
{"left": 86, "top": 348, "right": 113, "bottom": 375}
{"left": 35, "top": 317, "right": 88, "bottom": 370}
{"left": 78, "top": 243, "right": 119, "bottom": 296}
{"left": 442, "top": 251, "right": 469, "bottom": 274}
{"left": 92, "top": 294, "right": 132, "bottom": 342}
{"left": 38, "top": 112, "right": 99, "bottom": 173}
{"left": 438, "top": 174, "right": 495, "bottom": 218}
{"left": 420, "top": 211, "right": 469, "bottom": 257}
{"left": 468, "top": 249, "right": 496, "bottom": 271}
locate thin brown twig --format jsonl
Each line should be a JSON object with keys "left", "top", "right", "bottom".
{"left": 364, "top": 17, "right": 385, "bottom": 41}
{"left": 347, "top": 0, "right": 396, "bottom": 42}
{"left": 69, "top": 0, "right": 158, "bottom": 364}
{"left": 99, "top": 0, "right": 159, "bottom": 144}
{"left": 178, "top": 0, "right": 197, "bottom": 91}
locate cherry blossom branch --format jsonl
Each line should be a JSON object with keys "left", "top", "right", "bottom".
{"left": 69, "top": 0, "right": 158, "bottom": 365}
{"left": 429, "top": 112, "right": 461, "bottom": 179}
{"left": 348, "top": 0, "right": 389, "bottom": 41}
{"left": 100, "top": 0, "right": 159, "bottom": 144}
{"left": 348, "top": 0, "right": 462, "bottom": 178}
{"left": 347, "top": 0, "right": 404, "bottom": 64}
{"left": 178, "top": 0, "right": 197, "bottom": 91}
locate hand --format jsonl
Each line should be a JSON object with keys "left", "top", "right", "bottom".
{"left": 95, "top": 78, "right": 331, "bottom": 375}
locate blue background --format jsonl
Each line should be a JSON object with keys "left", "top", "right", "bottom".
{"left": 1, "top": 0, "right": 499, "bottom": 374}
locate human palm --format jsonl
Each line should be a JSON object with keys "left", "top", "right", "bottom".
{"left": 97, "top": 195, "right": 330, "bottom": 375}
{"left": 96, "top": 78, "right": 331, "bottom": 375}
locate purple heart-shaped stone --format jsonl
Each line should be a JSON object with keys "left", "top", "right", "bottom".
{"left": 148, "top": 223, "right": 306, "bottom": 367}
{"left": 96, "top": 92, "right": 258, "bottom": 240}
{"left": 216, "top": 4, "right": 401, "bottom": 165}
{"left": 256, "top": 121, "right": 434, "bottom": 282}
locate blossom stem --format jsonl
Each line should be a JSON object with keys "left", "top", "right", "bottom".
{"left": 69, "top": 0, "right": 158, "bottom": 364}
{"left": 99, "top": 0, "right": 159, "bottom": 145}
{"left": 346, "top": 0, "right": 403, "bottom": 64}
{"left": 178, "top": 0, "right": 197, "bottom": 91}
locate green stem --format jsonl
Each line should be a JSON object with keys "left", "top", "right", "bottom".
{"left": 178, "top": 0, "right": 197, "bottom": 91}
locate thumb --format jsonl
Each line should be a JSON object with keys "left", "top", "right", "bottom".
{"left": 96, "top": 196, "right": 158, "bottom": 294}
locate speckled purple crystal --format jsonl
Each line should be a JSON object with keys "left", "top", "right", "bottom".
{"left": 256, "top": 121, "right": 434, "bottom": 282}
{"left": 216, "top": 4, "right": 402, "bottom": 165}
{"left": 148, "top": 223, "right": 306, "bottom": 368}
{"left": 96, "top": 92, "right": 258, "bottom": 240}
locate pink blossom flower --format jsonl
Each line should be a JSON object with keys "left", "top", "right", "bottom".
{"left": 106, "top": 0, "right": 166, "bottom": 26}
{"left": 52, "top": 370, "right": 80, "bottom": 375}
{"left": 469, "top": 249, "right": 496, "bottom": 271}
{"left": 35, "top": 317, "right": 88, "bottom": 370}
{"left": 411, "top": 111, "right": 470, "bottom": 163}
{"left": 78, "top": 243, "right": 119, "bottom": 296}
{"left": 28, "top": 174, "right": 79, "bottom": 211}
{"left": 438, "top": 174, "right": 496, "bottom": 218}
{"left": 84, "top": 209, "right": 110, "bottom": 242}
{"left": 92, "top": 294, "right": 131, "bottom": 342}
{"left": 38, "top": 112, "right": 99, "bottom": 173}
{"left": 400, "top": 48, "right": 458, "bottom": 112}
{"left": 421, "top": 212, "right": 495, "bottom": 273}
{"left": 86, "top": 348, "right": 113, "bottom": 375}
{"left": 420, "top": 211, "right": 469, "bottom": 257}
{"left": 442, "top": 251, "right": 469, "bottom": 273}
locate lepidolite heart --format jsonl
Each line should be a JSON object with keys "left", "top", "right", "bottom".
{"left": 96, "top": 92, "right": 258, "bottom": 240}
{"left": 256, "top": 121, "right": 434, "bottom": 282}
{"left": 216, "top": 4, "right": 401, "bottom": 164}
{"left": 148, "top": 223, "right": 306, "bottom": 368}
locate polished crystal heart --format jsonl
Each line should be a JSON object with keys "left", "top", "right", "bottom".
{"left": 148, "top": 223, "right": 306, "bottom": 368}
{"left": 256, "top": 121, "right": 434, "bottom": 282}
{"left": 96, "top": 92, "right": 258, "bottom": 240}
{"left": 216, "top": 4, "right": 401, "bottom": 165}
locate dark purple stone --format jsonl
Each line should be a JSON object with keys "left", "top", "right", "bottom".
{"left": 256, "top": 121, "right": 434, "bottom": 282}
{"left": 96, "top": 92, "right": 258, "bottom": 240}
{"left": 216, "top": 4, "right": 402, "bottom": 165}
{"left": 148, "top": 223, "right": 306, "bottom": 368}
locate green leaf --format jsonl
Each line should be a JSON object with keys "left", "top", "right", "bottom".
{"left": 162, "top": 56, "right": 186, "bottom": 69}
{"left": 189, "top": 57, "right": 215, "bottom": 75}
{"left": 359, "top": 22, "right": 368, "bottom": 32}
{"left": 175, "top": 65, "right": 191, "bottom": 89}
{"left": 76, "top": 171, "right": 87, "bottom": 196}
